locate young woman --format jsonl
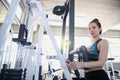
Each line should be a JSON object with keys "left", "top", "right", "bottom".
{"left": 66, "top": 18, "right": 110, "bottom": 80}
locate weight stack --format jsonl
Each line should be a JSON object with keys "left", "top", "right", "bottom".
{"left": 0, "top": 64, "right": 26, "bottom": 80}
{"left": 61, "top": 77, "right": 86, "bottom": 80}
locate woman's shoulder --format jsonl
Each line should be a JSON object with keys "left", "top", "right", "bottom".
{"left": 97, "top": 39, "right": 108, "bottom": 50}
{"left": 99, "top": 39, "right": 108, "bottom": 45}
{"left": 101, "top": 39, "right": 108, "bottom": 43}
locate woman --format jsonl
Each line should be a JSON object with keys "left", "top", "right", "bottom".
{"left": 66, "top": 18, "right": 110, "bottom": 80}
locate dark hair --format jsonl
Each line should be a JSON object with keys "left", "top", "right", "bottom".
{"left": 89, "top": 18, "right": 102, "bottom": 34}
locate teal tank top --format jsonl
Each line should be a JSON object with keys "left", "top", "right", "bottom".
{"left": 88, "top": 39, "right": 102, "bottom": 61}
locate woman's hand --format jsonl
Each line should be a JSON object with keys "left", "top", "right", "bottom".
{"left": 65, "top": 60, "right": 84, "bottom": 70}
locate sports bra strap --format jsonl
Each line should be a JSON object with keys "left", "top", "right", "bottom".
{"left": 94, "top": 38, "right": 102, "bottom": 45}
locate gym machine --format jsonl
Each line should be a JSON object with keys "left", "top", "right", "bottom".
{"left": 61, "top": 46, "right": 88, "bottom": 80}
{"left": 53, "top": 0, "right": 87, "bottom": 79}
{"left": 0, "top": 0, "right": 90, "bottom": 80}
{"left": 0, "top": 0, "right": 34, "bottom": 79}
{"left": 0, "top": 0, "right": 27, "bottom": 79}
{"left": 0, "top": 64, "right": 26, "bottom": 80}
{"left": 0, "top": 0, "right": 21, "bottom": 69}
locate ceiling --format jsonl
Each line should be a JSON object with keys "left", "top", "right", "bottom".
{"left": 0, "top": 2, "right": 7, "bottom": 23}
{"left": 41, "top": 0, "right": 120, "bottom": 32}
{"left": 0, "top": 0, "right": 120, "bottom": 34}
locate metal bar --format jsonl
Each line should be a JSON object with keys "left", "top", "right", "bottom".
{"left": 69, "top": 0, "right": 75, "bottom": 52}
{"left": 68, "top": 0, "right": 81, "bottom": 79}
{"left": 27, "top": 16, "right": 40, "bottom": 42}
{"left": 35, "top": 23, "right": 44, "bottom": 80}
{"left": 61, "top": 1, "right": 69, "bottom": 78}
{"left": 22, "top": 15, "right": 37, "bottom": 69}
{"left": 61, "top": 0, "right": 69, "bottom": 54}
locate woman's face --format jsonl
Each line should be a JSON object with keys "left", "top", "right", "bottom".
{"left": 88, "top": 22, "right": 101, "bottom": 37}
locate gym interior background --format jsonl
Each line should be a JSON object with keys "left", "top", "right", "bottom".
{"left": 0, "top": 0, "right": 120, "bottom": 80}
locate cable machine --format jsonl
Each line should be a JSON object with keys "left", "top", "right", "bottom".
{"left": 0, "top": 0, "right": 72, "bottom": 80}
{"left": 0, "top": 0, "right": 90, "bottom": 80}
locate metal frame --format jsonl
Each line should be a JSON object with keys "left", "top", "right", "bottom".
{"left": 0, "top": 0, "right": 73, "bottom": 79}
{"left": 0, "top": 0, "right": 21, "bottom": 69}
{"left": 69, "top": 0, "right": 75, "bottom": 52}
{"left": 33, "top": 0, "right": 72, "bottom": 80}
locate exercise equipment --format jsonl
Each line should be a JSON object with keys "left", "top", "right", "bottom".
{"left": 69, "top": 46, "right": 88, "bottom": 62}
{"left": 0, "top": 64, "right": 26, "bottom": 80}
{"left": 0, "top": 0, "right": 21, "bottom": 70}
{"left": 61, "top": 46, "right": 88, "bottom": 80}
{"left": 0, "top": 0, "right": 28, "bottom": 79}
{"left": 53, "top": 6, "right": 65, "bottom": 16}
{"left": 36, "top": 0, "right": 73, "bottom": 79}
{"left": 12, "top": 4, "right": 32, "bottom": 69}
{"left": 12, "top": 24, "right": 31, "bottom": 46}
{"left": 0, "top": 0, "right": 89, "bottom": 80}
{"left": 0, "top": 0, "right": 33, "bottom": 79}
{"left": 69, "top": 46, "right": 88, "bottom": 80}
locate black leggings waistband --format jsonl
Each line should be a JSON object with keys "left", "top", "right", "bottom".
{"left": 85, "top": 69, "right": 110, "bottom": 80}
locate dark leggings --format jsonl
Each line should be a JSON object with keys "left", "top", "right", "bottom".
{"left": 85, "top": 69, "right": 110, "bottom": 80}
